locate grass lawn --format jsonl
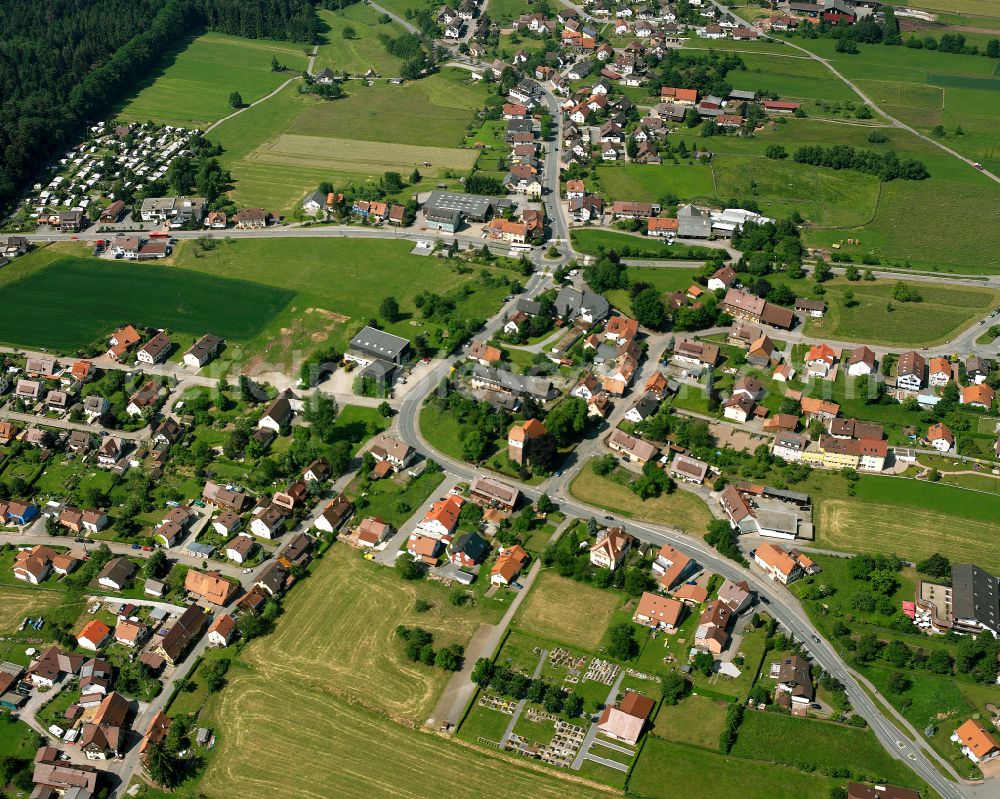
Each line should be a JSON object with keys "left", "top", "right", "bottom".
{"left": 0, "top": 256, "right": 294, "bottom": 352}
{"left": 568, "top": 467, "right": 714, "bottom": 536}
{"left": 594, "top": 162, "right": 717, "bottom": 205}
{"left": 652, "top": 693, "right": 729, "bottom": 749}
{"left": 116, "top": 32, "right": 309, "bottom": 126}
{"left": 193, "top": 546, "right": 612, "bottom": 799}
{"left": 630, "top": 736, "right": 841, "bottom": 799}
{"left": 172, "top": 237, "right": 510, "bottom": 365}
{"left": 514, "top": 572, "right": 623, "bottom": 651}
{"left": 167, "top": 646, "right": 238, "bottom": 719}
{"left": 731, "top": 711, "right": 924, "bottom": 788}
{"left": 351, "top": 470, "right": 445, "bottom": 530}
{"left": 0, "top": 714, "right": 40, "bottom": 762}
{"left": 814, "top": 475, "right": 1000, "bottom": 572}
{"left": 570, "top": 228, "right": 718, "bottom": 261}
{"left": 729, "top": 52, "right": 860, "bottom": 103}
{"left": 802, "top": 279, "right": 1000, "bottom": 346}
{"left": 330, "top": 405, "right": 389, "bottom": 455}
{"left": 314, "top": 5, "right": 406, "bottom": 76}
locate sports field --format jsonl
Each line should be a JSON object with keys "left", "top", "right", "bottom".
{"left": 515, "top": 573, "right": 622, "bottom": 651}
{"left": 314, "top": 4, "right": 406, "bottom": 76}
{"left": 116, "top": 32, "right": 309, "bottom": 126}
{"left": 247, "top": 133, "right": 477, "bottom": 175}
{"left": 815, "top": 477, "right": 1000, "bottom": 572}
{"left": 0, "top": 257, "right": 294, "bottom": 351}
{"left": 196, "top": 547, "right": 612, "bottom": 799}
{"left": 0, "top": 586, "right": 62, "bottom": 633}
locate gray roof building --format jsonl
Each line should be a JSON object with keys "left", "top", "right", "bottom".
{"left": 423, "top": 191, "right": 494, "bottom": 222}
{"left": 677, "top": 204, "right": 713, "bottom": 238}
{"left": 554, "top": 287, "right": 610, "bottom": 322}
{"left": 471, "top": 366, "right": 554, "bottom": 401}
{"left": 951, "top": 563, "right": 999, "bottom": 636}
{"left": 348, "top": 326, "right": 410, "bottom": 364}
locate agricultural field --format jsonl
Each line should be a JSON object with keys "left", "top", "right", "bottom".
{"left": 0, "top": 256, "right": 294, "bottom": 351}
{"left": 314, "top": 5, "right": 406, "bottom": 76}
{"left": 813, "top": 475, "right": 1000, "bottom": 572}
{"left": 210, "top": 69, "right": 486, "bottom": 211}
{"left": 172, "top": 237, "right": 511, "bottom": 367}
{"left": 515, "top": 572, "right": 623, "bottom": 651}
{"left": 569, "top": 466, "right": 714, "bottom": 535}
{"left": 116, "top": 32, "right": 309, "bottom": 126}
{"left": 729, "top": 52, "right": 861, "bottom": 103}
{"left": 195, "top": 546, "right": 613, "bottom": 799}
{"left": 595, "top": 162, "right": 717, "bottom": 204}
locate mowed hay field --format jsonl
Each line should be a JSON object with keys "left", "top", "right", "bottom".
{"left": 247, "top": 133, "right": 477, "bottom": 175}
{"left": 214, "top": 548, "right": 487, "bottom": 722}
{"left": 0, "top": 587, "right": 61, "bottom": 633}
{"left": 116, "top": 32, "right": 308, "bottom": 126}
{"left": 816, "top": 477, "right": 1000, "bottom": 572}
{"left": 0, "top": 257, "right": 294, "bottom": 351}
{"left": 197, "top": 547, "right": 614, "bottom": 799}
{"left": 515, "top": 573, "right": 622, "bottom": 651}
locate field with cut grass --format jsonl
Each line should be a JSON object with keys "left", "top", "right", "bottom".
{"left": 247, "top": 133, "right": 477, "bottom": 176}
{"left": 815, "top": 476, "right": 1000, "bottom": 571}
{"left": 172, "top": 237, "right": 510, "bottom": 365}
{"left": 314, "top": 5, "right": 406, "bottom": 76}
{"left": 729, "top": 52, "right": 860, "bottom": 102}
{"left": 570, "top": 228, "right": 718, "bottom": 261}
{"left": 595, "top": 162, "right": 717, "bottom": 204}
{"left": 195, "top": 546, "right": 613, "bottom": 799}
{"left": 515, "top": 572, "right": 623, "bottom": 651}
{"left": 0, "top": 256, "right": 294, "bottom": 351}
{"left": 0, "top": 586, "right": 62, "bottom": 633}
{"left": 569, "top": 467, "right": 714, "bottom": 535}
{"left": 116, "top": 32, "right": 309, "bottom": 126}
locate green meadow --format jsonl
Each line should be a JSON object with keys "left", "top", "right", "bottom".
{"left": 116, "top": 32, "right": 309, "bottom": 126}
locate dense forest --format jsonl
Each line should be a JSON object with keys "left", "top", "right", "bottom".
{"left": 0, "top": 0, "right": 318, "bottom": 215}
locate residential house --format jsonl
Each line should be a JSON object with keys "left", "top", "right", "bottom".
{"left": 207, "top": 614, "right": 236, "bottom": 647}
{"left": 806, "top": 343, "right": 837, "bottom": 378}
{"left": 672, "top": 338, "right": 719, "bottom": 368}
{"left": 183, "top": 333, "right": 223, "bottom": 368}
{"left": 354, "top": 516, "right": 392, "bottom": 548}
{"left": 469, "top": 475, "right": 521, "bottom": 512}
{"left": 370, "top": 434, "right": 414, "bottom": 472}
{"left": 929, "top": 357, "right": 952, "bottom": 387}
{"left": 418, "top": 495, "right": 464, "bottom": 539}
{"left": 717, "top": 578, "right": 753, "bottom": 614}
{"left": 126, "top": 380, "right": 160, "bottom": 416}
{"left": 257, "top": 392, "right": 295, "bottom": 432}
{"left": 590, "top": 527, "right": 635, "bottom": 570}
{"left": 795, "top": 298, "right": 826, "bottom": 317}
{"left": 76, "top": 620, "right": 111, "bottom": 652}
{"left": 624, "top": 392, "right": 660, "bottom": 424}
{"left": 961, "top": 383, "right": 995, "bottom": 409}
{"left": 137, "top": 332, "right": 171, "bottom": 365}
{"left": 114, "top": 619, "right": 148, "bottom": 649}
{"left": 754, "top": 542, "right": 812, "bottom": 584}
{"left": 633, "top": 591, "right": 684, "bottom": 631}
{"left": 746, "top": 336, "right": 776, "bottom": 367}
{"left": 799, "top": 396, "right": 840, "bottom": 422}
{"left": 927, "top": 423, "right": 954, "bottom": 453}
{"left": 951, "top": 719, "right": 1000, "bottom": 765}
{"left": 607, "top": 429, "right": 658, "bottom": 465}
{"left": 490, "top": 544, "right": 530, "bottom": 586}
{"left": 314, "top": 494, "right": 354, "bottom": 534}
{"left": 408, "top": 533, "right": 443, "bottom": 566}
{"left": 966, "top": 355, "right": 991, "bottom": 385}
{"left": 695, "top": 600, "right": 733, "bottom": 654}
{"left": 846, "top": 346, "right": 876, "bottom": 376}
{"left": 669, "top": 454, "right": 709, "bottom": 485}
{"left": 225, "top": 534, "right": 256, "bottom": 564}
{"left": 449, "top": 532, "right": 491, "bottom": 568}
{"left": 770, "top": 654, "right": 813, "bottom": 715}
{"left": 896, "top": 351, "right": 925, "bottom": 392}
{"left": 653, "top": 544, "right": 695, "bottom": 591}
{"left": 97, "top": 558, "right": 136, "bottom": 591}
{"left": 154, "top": 604, "right": 210, "bottom": 666}
{"left": 250, "top": 504, "right": 286, "bottom": 539}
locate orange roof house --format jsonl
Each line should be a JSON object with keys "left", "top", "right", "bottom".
{"left": 952, "top": 719, "right": 1000, "bottom": 763}
{"left": 184, "top": 569, "right": 237, "bottom": 606}
{"left": 418, "top": 495, "right": 464, "bottom": 537}
{"left": 961, "top": 383, "right": 995, "bottom": 408}
{"left": 491, "top": 545, "right": 530, "bottom": 586}
{"left": 77, "top": 620, "right": 111, "bottom": 651}
{"left": 633, "top": 591, "right": 684, "bottom": 630}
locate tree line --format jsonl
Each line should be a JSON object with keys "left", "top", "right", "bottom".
{"left": 0, "top": 0, "right": 318, "bottom": 215}
{"left": 790, "top": 145, "right": 929, "bottom": 182}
